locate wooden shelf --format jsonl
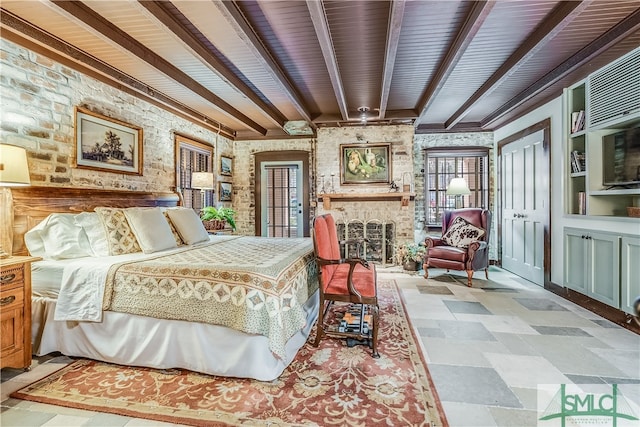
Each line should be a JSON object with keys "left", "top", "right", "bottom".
{"left": 318, "top": 192, "right": 415, "bottom": 209}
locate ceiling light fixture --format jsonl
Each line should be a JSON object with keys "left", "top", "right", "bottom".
{"left": 358, "top": 106, "right": 369, "bottom": 123}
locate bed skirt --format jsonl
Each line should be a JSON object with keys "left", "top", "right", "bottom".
{"left": 31, "top": 290, "right": 319, "bottom": 381}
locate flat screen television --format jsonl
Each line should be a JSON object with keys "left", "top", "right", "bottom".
{"left": 602, "top": 126, "right": 640, "bottom": 188}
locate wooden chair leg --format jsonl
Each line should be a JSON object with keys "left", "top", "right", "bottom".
{"left": 370, "top": 303, "right": 380, "bottom": 358}
{"left": 313, "top": 298, "right": 325, "bottom": 347}
{"left": 485, "top": 268, "right": 489, "bottom": 280}
{"left": 466, "top": 270, "right": 474, "bottom": 287}
{"left": 423, "top": 264, "right": 429, "bottom": 279}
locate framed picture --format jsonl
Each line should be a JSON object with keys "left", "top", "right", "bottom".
{"left": 219, "top": 181, "right": 232, "bottom": 201}
{"left": 74, "top": 107, "right": 143, "bottom": 175}
{"left": 220, "top": 156, "right": 232, "bottom": 176}
{"left": 340, "top": 143, "right": 391, "bottom": 184}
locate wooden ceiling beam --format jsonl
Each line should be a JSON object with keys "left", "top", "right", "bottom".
{"left": 0, "top": 10, "right": 236, "bottom": 139}
{"left": 482, "top": 7, "right": 640, "bottom": 128}
{"left": 445, "top": 0, "right": 592, "bottom": 130}
{"left": 216, "top": 1, "right": 314, "bottom": 127}
{"left": 414, "top": 1, "right": 495, "bottom": 126}
{"left": 378, "top": 0, "right": 405, "bottom": 119}
{"left": 137, "top": 0, "right": 288, "bottom": 128}
{"left": 49, "top": 0, "right": 266, "bottom": 135}
{"left": 306, "top": 0, "right": 349, "bottom": 121}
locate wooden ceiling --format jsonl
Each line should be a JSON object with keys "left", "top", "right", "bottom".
{"left": 2, "top": 1, "right": 639, "bottom": 140}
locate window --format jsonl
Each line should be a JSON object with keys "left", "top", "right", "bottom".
{"left": 175, "top": 135, "right": 214, "bottom": 210}
{"left": 424, "top": 148, "right": 489, "bottom": 227}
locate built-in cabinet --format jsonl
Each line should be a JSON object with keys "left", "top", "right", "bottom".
{"left": 564, "top": 228, "right": 620, "bottom": 308}
{"left": 564, "top": 227, "right": 639, "bottom": 315}
{"left": 620, "top": 235, "right": 640, "bottom": 315}
{"left": 564, "top": 48, "right": 640, "bottom": 218}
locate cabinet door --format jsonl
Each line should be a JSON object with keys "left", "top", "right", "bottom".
{"left": 621, "top": 235, "right": 640, "bottom": 315}
{"left": 587, "top": 232, "right": 620, "bottom": 308}
{"left": 564, "top": 228, "right": 587, "bottom": 293}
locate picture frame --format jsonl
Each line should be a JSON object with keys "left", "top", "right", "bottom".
{"left": 219, "top": 181, "right": 232, "bottom": 201}
{"left": 74, "top": 107, "right": 143, "bottom": 175}
{"left": 220, "top": 155, "right": 232, "bottom": 176}
{"left": 340, "top": 143, "right": 392, "bottom": 184}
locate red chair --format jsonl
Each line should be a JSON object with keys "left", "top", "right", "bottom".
{"left": 312, "top": 214, "right": 379, "bottom": 357}
{"left": 423, "top": 208, "right": 491, "bottom": 287}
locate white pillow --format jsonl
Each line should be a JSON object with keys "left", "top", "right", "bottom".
{"left": 165, "top": 208, "right": 210, "bottom": 245}
{"left": 124, "top": 207, "right": 177, "bottom": 253}
{"left": 24, "top": 213, "right": 93, "bottom": 259}
{"left": 75, "top": 211, "right": 110, "bottom": 257}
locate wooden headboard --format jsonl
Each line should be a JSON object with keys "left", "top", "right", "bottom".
{"left": 10, "top": 186, "right": 180, "bottom": 256}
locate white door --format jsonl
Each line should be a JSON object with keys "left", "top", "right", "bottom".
{"left": 501, "top": 130, "right": 547, "bottom": 286}
{"left": 260, "top": 161, "right": 304, "bottom": 237}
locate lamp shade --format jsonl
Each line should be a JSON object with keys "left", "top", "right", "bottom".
{"left": 191, "top": 172, "right": 214, "bottom": 190}
{"left": 0, "top": 144, "right": 30, "bottom": 186}
{"left": 446, "top": 177, "right": 470, "bottom": 195}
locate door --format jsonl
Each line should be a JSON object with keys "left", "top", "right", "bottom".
{"left": 260, "top": 161, "right": 304, "bottom": 237}
{"left": 501, "top": 129, "right": 547, "bottom": 286}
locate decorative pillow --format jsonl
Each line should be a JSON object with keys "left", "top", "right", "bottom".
{"left": 442, "top": 216, "right": 485, "bottom": 248}
{"left": 94, "top": 207, "right": 142, "bottom": 255}
{"left": 123, "top": 207, "right": 177, "bottom": 254}
{"left": 24, "top": 213, "right": 93, "bottom": 259}
{"left": 75, "top": 212, "right": 110, "bottom": 257}
{"left": 161, "top": 209, "right": 185, "bottom": 246}
{"left": 165, "top": 207, "right": 210, "bottom": 245}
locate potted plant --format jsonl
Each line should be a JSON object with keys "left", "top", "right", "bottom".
{"left": 200, "top": 206, "right": 237, "bottom": 231}
{"left": 394, "top": 241, "right": 427, "bottom": 271}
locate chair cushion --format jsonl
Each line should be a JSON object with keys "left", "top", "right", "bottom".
{"left": 442, "top": 216, "right": 485, "bottom": 248}
{"left": 325, "top": 263, "right": 376, "bottom": 298}
{"left": 428, "top": 245, "right": 468, "bottom": 262}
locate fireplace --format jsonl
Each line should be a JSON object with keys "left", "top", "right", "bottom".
{"left": 336, "top": 219, "right": 396, "bottom": 265}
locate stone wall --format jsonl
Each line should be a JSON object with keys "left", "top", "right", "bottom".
{"left": 0, "top": 39, "right": 228, "bottom": 193}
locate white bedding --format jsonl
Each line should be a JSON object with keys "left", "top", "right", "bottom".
{"left": 30, "top": 235, "right": 320, "bottom": 381}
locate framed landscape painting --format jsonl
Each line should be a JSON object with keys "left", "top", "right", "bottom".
{"left": 340, "top": 143, "right": 391, "bottom": 184}
{"left": 220, "top": 156, "right": 232, "bottom": 176}
{"left": 74, "top": 107, "right": 143, "bottom": 175}
{"left": 219, "top": 181, "right": 232, "bottom": 201}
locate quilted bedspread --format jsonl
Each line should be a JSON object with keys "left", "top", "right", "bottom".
{"left": 101, "top": 236, "right": 318, "bottom": 359}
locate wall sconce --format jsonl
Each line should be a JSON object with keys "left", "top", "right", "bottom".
{"left": 446, "top": 177, "right": 470, "bottom": 209}
{"left": 0, "top": 144, "right": 31, "bottom": 258}
{"left": 191, "top": 171, "right": 214, "bottom": 209}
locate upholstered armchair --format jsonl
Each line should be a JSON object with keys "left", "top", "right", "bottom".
{"left": 423, "top": 208, "right": 491, "bottom": 287}
{"left": 312, "top": 214, "right": 379, "bottom": 357}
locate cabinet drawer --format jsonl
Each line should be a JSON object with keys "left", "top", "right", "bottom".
{"left": 0, "top": 265, "right": 25, "bottom": 290}
{"left": 0, "top": 288, "right": 24, "bottom": 311}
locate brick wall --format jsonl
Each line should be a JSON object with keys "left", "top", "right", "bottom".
{"left": 0, "top": 39, "right": 228, "bottom": 193}
{"left": 316, "top": 125, "right": 416, "bottom": 242}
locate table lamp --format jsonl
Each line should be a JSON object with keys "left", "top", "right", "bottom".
{"left": 446, "top": 177, "right": 470, "bottom": 209}
{"left": 191, "top": 171, "right": 214, "bottom": 209}
{"left": 0, "top": 144, "right": 31, "bottom": 258}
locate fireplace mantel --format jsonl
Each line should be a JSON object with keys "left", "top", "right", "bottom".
{"left": 318, "top": 192, "right": 415, "bottom": 209}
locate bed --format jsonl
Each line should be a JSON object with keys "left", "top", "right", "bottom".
{"left": 12, "top": 187, "right": 319, "bottom": 381}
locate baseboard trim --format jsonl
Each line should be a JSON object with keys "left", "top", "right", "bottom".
{"left": 545, "top": 282, "right": 639, "bottom": 335}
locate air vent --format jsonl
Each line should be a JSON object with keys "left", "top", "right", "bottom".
{"left": 588, "top": 48, "right": 640, "bottom": 128}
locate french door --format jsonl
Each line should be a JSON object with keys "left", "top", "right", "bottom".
{"left": 260, "top": 161, "right": 304, "bottom": 237}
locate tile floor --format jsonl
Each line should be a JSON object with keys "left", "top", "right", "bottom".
{"left": 1, "top": 266, "right": 639, "bottom": 426}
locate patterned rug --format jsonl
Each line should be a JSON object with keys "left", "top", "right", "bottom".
{"left": 12, "top": 280, "right": 447, "bottom": 427}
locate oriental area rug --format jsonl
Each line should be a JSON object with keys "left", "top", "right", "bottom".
{"left": 12, "top": 280, "right": 447, "bottom": 427}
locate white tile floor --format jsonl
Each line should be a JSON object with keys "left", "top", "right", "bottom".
{"left": 1, "top": 266, "right": 639, "bottom": 426}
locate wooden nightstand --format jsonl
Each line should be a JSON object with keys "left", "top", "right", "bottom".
{"left": 0, "top": 256, "right": 41, "bottom": 370}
